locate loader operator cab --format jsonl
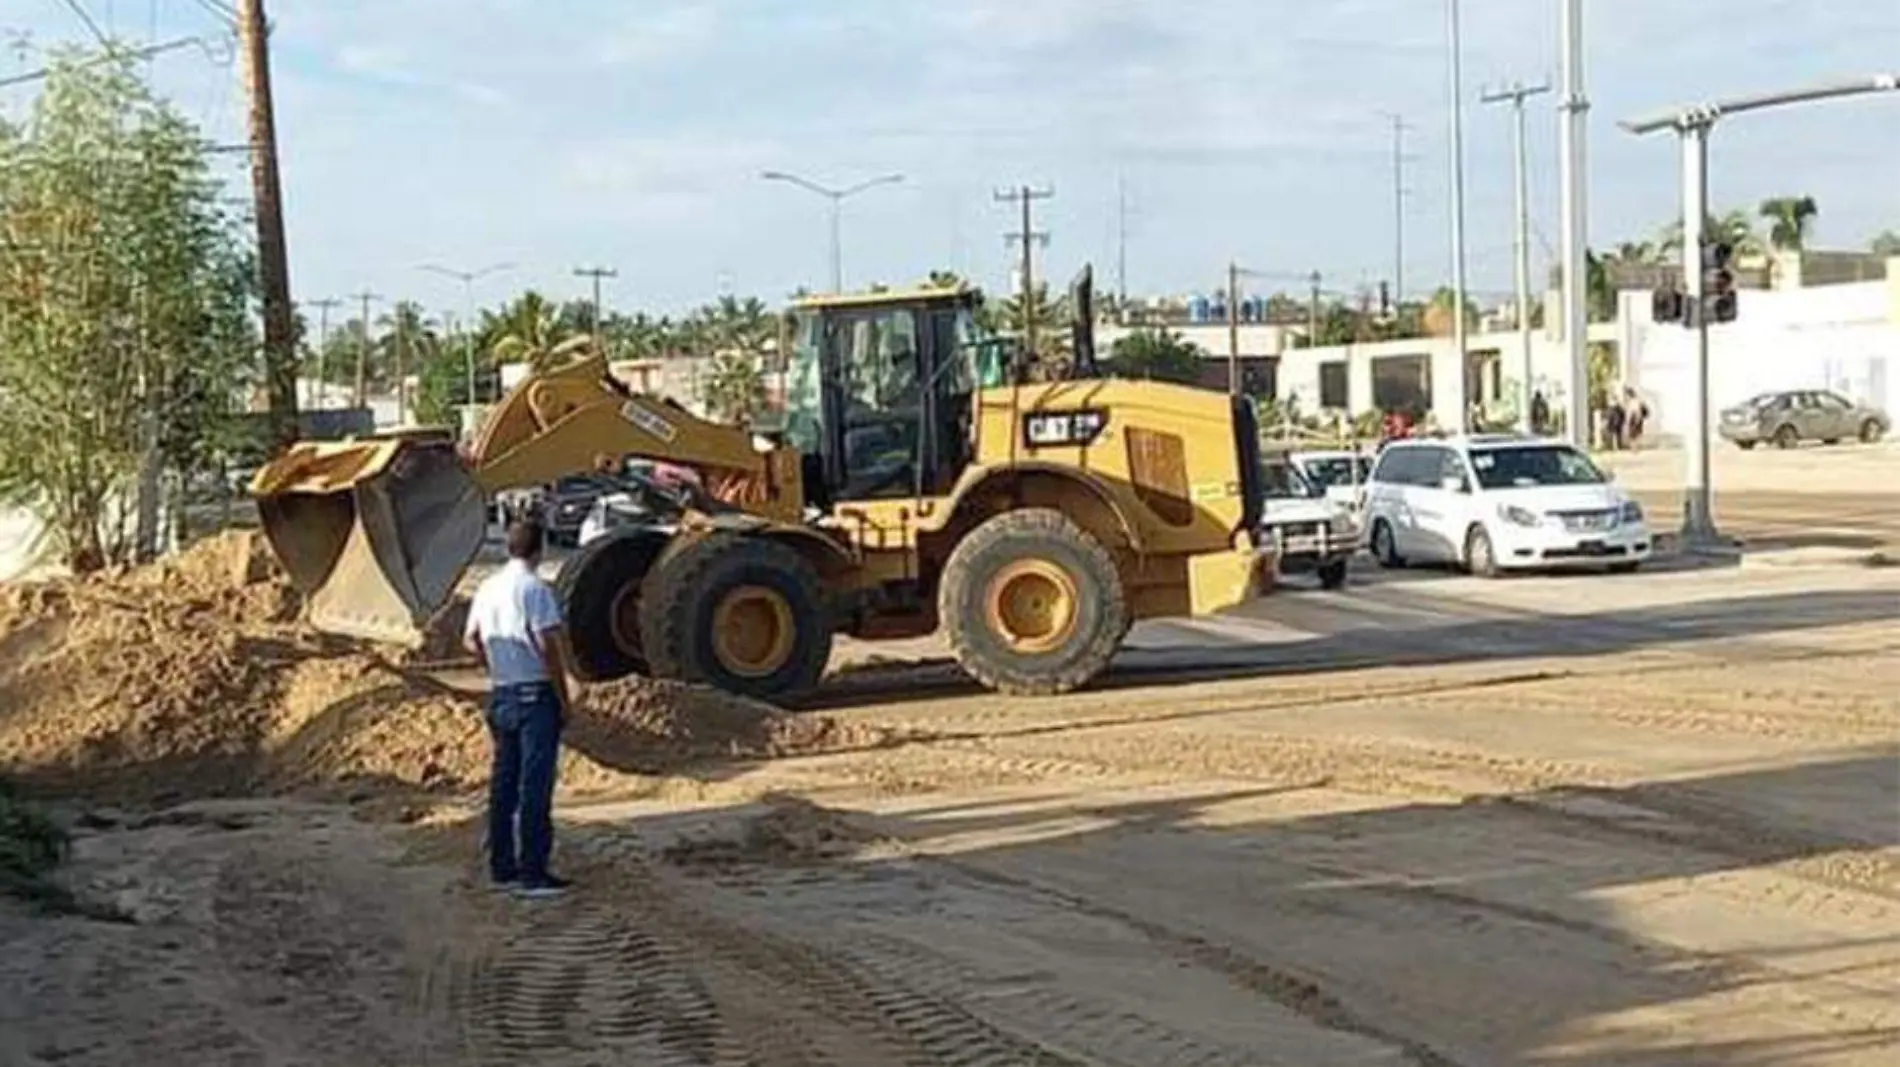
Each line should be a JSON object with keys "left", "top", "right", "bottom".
{"left": 779, "top": 286, "right": 997, "bottom": 511}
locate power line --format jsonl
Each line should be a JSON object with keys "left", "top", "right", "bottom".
{"left": 56, "top": 0, "right": 115, "bottom": 53}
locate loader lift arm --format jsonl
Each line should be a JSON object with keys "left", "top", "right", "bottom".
{"left": 249, "top": 348, "right": 801, "bottom": 647}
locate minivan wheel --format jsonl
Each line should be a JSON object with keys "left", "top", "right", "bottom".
{"left": 1465, "top": 525, "right": 1499, "bottom": 579}
{"left": 1773, "top": 424, "right": 1799, "bottom": 449}
{"left": 1370, "top": 520, "right": 1404, "bottom": 569}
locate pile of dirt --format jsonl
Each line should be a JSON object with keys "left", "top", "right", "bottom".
{"left": 567, "top": 677, "right": 909, "bottom": 776}
{"left": 0, "top": 531, "right": 900, "bottom": 806}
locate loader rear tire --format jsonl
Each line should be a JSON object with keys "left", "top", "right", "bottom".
{"left": 940, "top": 508, "right": 1126, "bottom": 696}
{"left": 557, "top": 528, "right": 671, "bottom": 681}
{"left": 638, "top": 533, "right": 832, "bottom": 701}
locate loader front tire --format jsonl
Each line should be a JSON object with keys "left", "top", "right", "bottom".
{"left": 940, "top": 508, "right": 1126, "bottom": 696}
{"left": 557, "top": 528, "right": 669, "bottom": 681}
{"left": 638, "top": 533, "right": 832, "bottom": 701}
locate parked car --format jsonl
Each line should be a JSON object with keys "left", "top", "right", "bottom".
{"left": 540, "top": 474, "right": 622, "bottom": 547}
{"left": 1258, "top": 453, "right": 1358, "bottom": 590}
{"left": 1288, "top": 448, "right": 1373, "bottom": 514}
{"left": 1362, "top": 433, "right": 1652, "bottom": 576}
{"left": 1718, "top": 390, "right": 1889, "bottom": 450}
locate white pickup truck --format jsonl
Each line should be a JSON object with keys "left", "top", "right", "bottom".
{"left": 1257, "top": 452, "right": 1360, "bottom": 590}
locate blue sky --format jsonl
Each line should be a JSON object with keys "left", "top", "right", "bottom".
{"left": 4, "top": 1, "right": 1897, "bottom": 316}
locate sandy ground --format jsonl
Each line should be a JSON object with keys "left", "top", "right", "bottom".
{"left": 2, "top": 471, "right": 1897, "bottom": 1066}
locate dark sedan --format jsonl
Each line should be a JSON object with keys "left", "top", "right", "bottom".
{"left": 1718, "top": 390, "right": 1889, "bottom": 449}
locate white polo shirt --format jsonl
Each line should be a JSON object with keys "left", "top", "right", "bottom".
{"left": 464, "top": 559, "right": 564, "bottom": 686}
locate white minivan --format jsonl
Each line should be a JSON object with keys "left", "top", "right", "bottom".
{"left": 1362, "top": 434, "right": 1652, "bottom": 576}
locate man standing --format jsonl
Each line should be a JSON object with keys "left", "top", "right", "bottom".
{"left": 464, "top": 519, "right": 572, "bottom": 898}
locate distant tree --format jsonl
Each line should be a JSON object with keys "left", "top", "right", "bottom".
{"left": 1868, "top": 230, "right": 1900, "bottom": 257}
{"left": 1759, "top": 196, "right": 1819, "bottom": 252}
{"left": 487, "top": 290, "right": 573, "bottom": 370}
{"left": 1105, "top": 328, "right": 1203, "bottom": 385}
{"left": 700, "top": 350, "right": 766, "bottom": 423}
{"left": 1422, "top": 287, "right": 1478, "bottom": 337}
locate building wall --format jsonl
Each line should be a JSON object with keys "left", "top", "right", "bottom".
{"left": 1618, "top": 272, "right": 1900, "bottom": 441}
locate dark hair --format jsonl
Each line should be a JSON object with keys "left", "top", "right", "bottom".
{"left": 505, "top": 519, "right": 545, "bottom": 561}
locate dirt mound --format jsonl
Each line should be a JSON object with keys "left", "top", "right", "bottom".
{"left": 0, "top": 531, "right": 896, "bottom": 806}
{"left": 569, "top": 677, "right": 905, "bottom": 775}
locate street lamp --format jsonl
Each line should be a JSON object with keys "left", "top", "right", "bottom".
{"left": 760, "top": 170, "right": 904, "bottom": 293}
{"left": 419, "top": 261, "right": 514, "bottom": 415}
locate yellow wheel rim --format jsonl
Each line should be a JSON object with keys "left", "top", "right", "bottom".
{"left": 711, "top": 585, "right": 797, "bottom": 678}
{"left": 984, "top": 559, "right": 1079, "bottom": 654}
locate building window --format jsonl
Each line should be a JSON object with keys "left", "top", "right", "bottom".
{"left": 1318, "top": 361, "right": 1349, "bottom": 409}
{"left": 1371, "top": 354, "right": 1431, "bottom": 415}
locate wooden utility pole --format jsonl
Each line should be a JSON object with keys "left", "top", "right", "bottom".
{"left": 303, "top": 296, "right": 341, "bottom": 409}
{"left": 1226, "top": 262, "right": 1240, "bottom": 395}
{"left": 350, "top": 290, "right": 382, "bottom": 409}
{"left": 994, "top": 184, "right": 1052, "bottom": 369}
{"left": 1308, "top": 271, "right": 1323, "bottom": 350}
{"left": 572, "top": 265, "right": 618, "bottom": 352}
{"left": 237, "top": 0, "right": 298, "bottom": 447}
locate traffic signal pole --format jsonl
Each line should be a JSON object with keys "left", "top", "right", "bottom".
{"left": 1621, "top": 73, "right": 1900, "bottom": 551}
{"left": 1679, "top": 122, "right": 1716, "bottom": 545}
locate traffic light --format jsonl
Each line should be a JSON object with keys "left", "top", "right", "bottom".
{"left": 1651, "top": 286, "right": 1685, "bottom": 324}
{"left": 1701, "top": 238, "right": 1737, "bottom": 323}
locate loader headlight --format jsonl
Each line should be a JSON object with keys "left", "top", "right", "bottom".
{"left": 1498, "top": 504, "right": 1541, "bottom": 528}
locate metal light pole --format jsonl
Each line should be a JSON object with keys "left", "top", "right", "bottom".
{"left": 1558, "top": 0, "right": 1591, "bottom": 448}
{"left": 1621, "top": 73, "right": 1900, "bottom": 549}
{"left": 420, "top": 261, "right": 514, "bottom": 413}
{"left": 1481, "top": 80, "right": 1552, "bottom": 432}
{"left": 1445, "top": 0, "right": 1472, "bottom": 431}
{"left": 761, "top": 171, "right": 904, "bottom": 293}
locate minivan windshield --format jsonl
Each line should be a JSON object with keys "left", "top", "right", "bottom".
{"left": 1468, "top": 445, "right": 1606, "bottom": 490}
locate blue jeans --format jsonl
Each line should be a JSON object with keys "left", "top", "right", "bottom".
{"left": 486, "top": 681, "right": 562, "bottom": 884}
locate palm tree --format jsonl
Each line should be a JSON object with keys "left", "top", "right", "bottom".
{"left": 997, "top": 283, "right": 1070, "bottom": 369}
{"left": 1759, "top": 195, "right": 1819, "bottom": 252}
{"left": 1658, "top": 209, "right": 1762, "bottom": 261}
{"left": 485, "top": 290, "right": 575, "bottom": 370}
{"left": 1611, "top": 240, "right": 1662, "bottom": 266}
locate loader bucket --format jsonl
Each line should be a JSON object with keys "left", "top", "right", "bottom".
{"left": 249, "top": 433, "right": 487, "bottom": 646}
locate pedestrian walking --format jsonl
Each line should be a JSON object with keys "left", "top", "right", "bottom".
{"left": 463, "top": 518, "right": 573, "bottom": 899}
{"left": 1530, "top": 390, "right": 1550, "bottom": 436}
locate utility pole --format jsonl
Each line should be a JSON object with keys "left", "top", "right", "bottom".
{"left": 572, "top": 265, "right": 618, "bottom": 353}
{"left": 1307, "top": 270, "right": 1323, "bottom": 353}
{"left": 1116, "top": 173, "right": 1129, "bottom": 309}
{"left": 304, "top": 297, "right": 340, "bottom": 410}
{"left": 1481, "top": 80, "right": 1552, "bottom": 432}
{"left": 237, "top": 0, "right": 297, "bottom": 448}
{"left": 350, "top": 290, "right": 382, "bottom": 410}
{"left": 1226, "top": 262, "right": 1240, "bottom": 394}
{"left": 393, "top": 304, "right": 408, "bottom": 425}
{"left": 1558, "top": 0, "right": 1591, "bottom": 448}
{"left": 1445, "top": 0, "right": 1472, "bottom": 431}
{"left": 1621, "top": 72, "right": 1900, "bottom": 548}
{"left": 995, "top": 184, "right": 1054, "bottom": 363}
{"left": 1378, "top": 112, "right": 1412, "bottom": 308}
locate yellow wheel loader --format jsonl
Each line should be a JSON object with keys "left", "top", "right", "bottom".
{"left": 249, "top": 268, "right": 1276, "bottom": 701}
